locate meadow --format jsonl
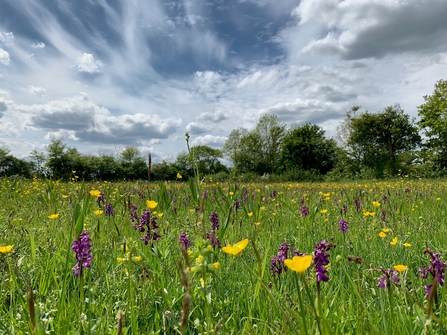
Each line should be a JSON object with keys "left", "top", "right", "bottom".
{"left": 1, "top": 174, "right": 447, "bottom": 334}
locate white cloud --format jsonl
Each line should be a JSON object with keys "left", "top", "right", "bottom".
{"left": 14, "top": 94, "right": 182, "bottom": 145}
{"left": 0, "top": 48, "right": 10, "bottom": 65}
{"left": 0, "top": 32, "right": 14, "bottom": 47}
{"left": 0, "top": 89, "right": 9, "bottom": 98}
{"left": 27, "top": 85, "right": 47, "bottom": 97}
{"left": 191, "top": 134, "right": 227, "bottom": 147}
{"left": 76, "top": 53, "right": 103, "bottom": 73}
{"left": 294, "top": 0, "right": 447, "bottom": 60}
{"left": 185, "top": 121, "right": 209, "bottom": 134}
{"left": 0, "top": 101, "right": 7, "bottom": 112}
{"left": 0, "top": 122, "right": 19, "bottom": 137}
{"left": 31, "top": 42, "right": 46, "bottom": 49}
{"left": 197, "top": 110, "right": 228, "bottom": 122}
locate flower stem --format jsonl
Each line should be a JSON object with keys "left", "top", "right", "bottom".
{"left": 294, "top": 274, "right": 309, "bottom": 335}
{"left": 303, "top": 276, "right": 323, "bottom": 335}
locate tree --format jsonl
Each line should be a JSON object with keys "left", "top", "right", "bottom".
{"left": 191, "top": 145, "right": 227, "bottom": 175}
{"left": 151, "top": 161, "right": 177, "bottom": 181}
{"left": 255, "top": 114, "right": 286, "bottom": 174}
{"left": 280, "top": 123, "right": 338, "bottom": 174}
{"left": 119, "top": 146, "right": 147, "bottom": 180}
{"left": 29, "top": 149, "right": 48, "bottom": 177}
{"left": 418, "top": 79, "right": 447, "bottom": 167}
{"left": 175, "top": 145, "right": 228, "bottom": 178}
{"left": 223, "top": 114, "right": 286, "bottom": 175}
{"left": 46, "top": 139, "right": 80, "bottom": 180}
{"left": 223, "top": 128, "right": 249, "bottom": 169}
{"left": 340, "top": 104, "right": 421, "bottom": 176}
{"left": 0, "top": 147, "right": 33, "bottom": 177}
{"left": 98, "top": 154, "right": 122, "bottom": 181}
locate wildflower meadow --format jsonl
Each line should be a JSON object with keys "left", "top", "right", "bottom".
{"left": 2, "top": 175, "right": 447, "bottom": 334}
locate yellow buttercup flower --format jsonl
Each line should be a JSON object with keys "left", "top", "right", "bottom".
{"left": 372, "top": 201, "right": 381, "bottom": 207}
{"left": 90, "top": 190, "right": 101, "bottom": 197}
{"left": 222, "top": 239, "right": 249, "bottom": 256}
{"left": 213, "top": 262, "right": 219, "bottom": 269}
{"left": 0, "top": 245, "right": 13, "bottom": 254}
{"left": 117, "top": 253, "right": 142, "bottom": 263}
{"left": 254, "top": 221, "right": 261, "bottom": 226}
{"left": 382, "top": 228, "right": 390, "bottom": 233}
{"left": 146, "top": 200, "right": 158, "bottom": 209}
{"left": 248, "top": 212, "right": 253, "bottom": 217}
{"left": 390, "top": 237, "right": 398, "bottom": 245}
{"left": 48, "top": 214, "right": 59, "bottom": 219}
{"left": 394, "top": 265, "right": 408, "bottom": 273}
{"left": 320, "top": 209, "right": 328, "bottom": 214}
{"left": 196, "top": 255, "right": 204, "bottom": 264}
{"left": 93, "top": 210, "right": 103, "bottom": 216}
{"left": 177, "top": 173, "right": 182, "bottom": 179}
{"left": 229, "top": 191, "right": 234, "bottom": 196}
{"left": 379, "top": 231, "right": 387, "bottom": 238}
{"left": 284, "top": 255, "right": 313, "bottom": 274}
{"left": 403, "top": 242, "right": 411, "bottom": 247}
{"left": 62, "top": 194, "right": 69, "bottom": 199}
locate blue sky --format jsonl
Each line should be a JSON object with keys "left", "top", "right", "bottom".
{"left": 1, "top": 0, "right": 447, "bottom": 162}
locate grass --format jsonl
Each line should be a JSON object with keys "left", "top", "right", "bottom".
{"left": 1, "top": 175, "right": 447, "bottom": 334}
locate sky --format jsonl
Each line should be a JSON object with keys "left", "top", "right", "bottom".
{"left": 1, "top": 0, "right": 447, "bottom": 163}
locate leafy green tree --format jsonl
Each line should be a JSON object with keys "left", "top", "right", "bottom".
{"left": 29, "top": 149, "right": 48, "bottom": 177}
{"left": 175, "top": 145, "right": 228, "bottom": 178}
{"left": 418, "top": 79, "right": 447, "bottom": 168}
{"left": 255, "top": 114, "right": 286, "bottom": 173}
{"left": 46, "top": 139, "right": 80, "bottom": 180}
{"left": 340, "top": 104, "right": 421, "bottom": 177}
{"left": 151, "top": 161, "right": 178, "bottom": 181}
{"left": 0, "top": 147, "right": 10, "bottom": 168}
{"left": 0, "top": 147, "right": 33, "bottom": 177}
{"left": 280, "top": 123, "right": 338, "bottom": 174}
{"left": 223, "top": 128, "right": 248, "bottom": 166}
{"left": 98, "top": 154, "right": 122, "bottom": 181}
{"left": 191, "top": 145, "right": 228, "bottom": 175}
{"left": 223, "top": 114, "right": 286, "bottom": 175}
{"left": 119, "top": 146, "right": 147, "bottom": 180}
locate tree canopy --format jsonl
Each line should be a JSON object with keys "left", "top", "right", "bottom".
{"left": 418, "top": 79, "right": 447, "bottom": 168}
{"left": 340, "top": 104, "right": 421, "bottom": 176}
{"left": 223, "top": 115, "right": 286, "bottom": 175}
{"left": 281, "top": 123, "right": 338, "bottom": 175}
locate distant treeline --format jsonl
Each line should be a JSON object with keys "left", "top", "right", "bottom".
{"left": 2, "top": 79, "right": 447, "bottom": 181}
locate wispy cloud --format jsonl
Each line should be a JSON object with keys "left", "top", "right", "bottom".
{"left": 31, "top": 42, "right": 45, "bottom": 49}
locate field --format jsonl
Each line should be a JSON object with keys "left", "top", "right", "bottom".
{"left": 2, "top": 175, "right": 447, "bottom": 334}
